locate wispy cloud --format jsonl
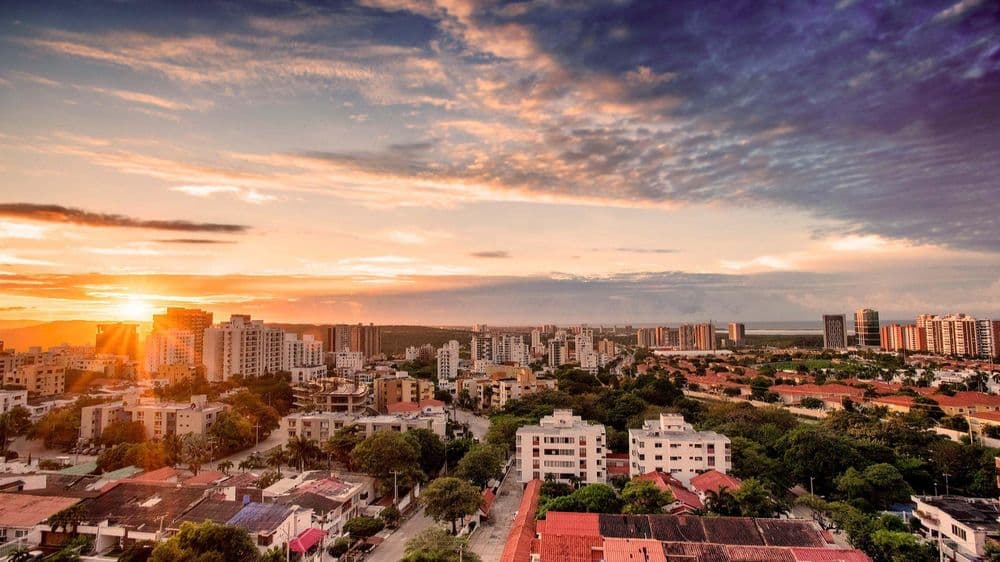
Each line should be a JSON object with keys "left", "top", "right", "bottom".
{"left": 0, "top": 221, "right": 47, "bottom": 239}
{"left": 154, "top": 238, "right": 236, "bottom": 245}
{"left": 171, "top": 185, "right": 276, "bottom": 204}
{"left": 0, "top": 203, "right": 249, "bottom": 233}
{"left": 469, "top": 251, "right": 510, "bottom": 259}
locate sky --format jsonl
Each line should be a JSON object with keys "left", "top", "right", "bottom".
{"left": 0, "top": 0, "right": 998, "bottom": 325}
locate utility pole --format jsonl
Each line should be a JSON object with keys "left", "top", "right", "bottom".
{"left": 391, "top": 470, "right": 400, "bottom": 505}
{"left": 809, "top": 476, "right": 815, "bottom": 497}
{"left": 944, "top": 473, "right": 951, "bottom": 495}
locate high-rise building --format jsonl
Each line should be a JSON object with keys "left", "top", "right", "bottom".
{"left": 96, "top": 323, "right": 139, "bottom": 359}
{"left": 203, "top": 315, "right": 283, "bottom": 381}
{"left": 677, "top": 324, "right": 697, "bottom": 350}
{"left": 349, "top": 324, "right": 381, "bottom": 359}
{"left": 695, "top": 323, "right": 716, "bottom": 351}
{"left": 152, "top": 308, "right": 213, "bottom": 365}
{"left": 575, "top": 328, "right": 597, "bottom": 373}
{"left": 471, "top": 333, "right": 496, "bottom": 370}
{"left": 976, "top": 319, "right": 999, "bottom": 359}
{"left": 880, "top": 324, "right": 905, "bottom": 352}
{"left": 437, "top": 340, "right": 460, "bottom": 386}
{"left": 944, "top": 314, "right": 979, "bottom": 357}
{"left": 144, "top": 329, "right": 195, "bottom": 374}
{"left": 903, "top": 324, "right": 927, "bottom": 352}
{"left": 822, "top": 315, "right": 847, "bottom": 349}
{"left": 854, "top": 308, "right": 880, "bottom": 347}
{"left": 922, "top": 315, "right": 944, "bottom": 353}
{"left": 530, "top": 329, "right": 542, "bottom": 348}
{"left": 548, "top": 336, "right": 568, "bottom": 367}
{"left": 636, "top": 328, "right": 656, "bottom": 348}
{"left": 326, "top": 324, "right": 351, "bottom": 353}
{"left": 496, "top": 334, "right": 528, "bottom": 366}
{"left": 727, "top": 323, "right": 746, "bottom": 348}
{"left": 281, "top": 333, "right": 324, "bottom": 371}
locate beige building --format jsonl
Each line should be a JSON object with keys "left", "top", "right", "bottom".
{"left": 457, "top": 368, "right": 557, "bottom": 410}
{"left": 4, "top": 364, "right": 65, "bottom": 396}
{"left": 374, "top": 372, "right": 433, "bottom": 413}
{"left": 293, "top": 377, "right": 369, "bottom": 413}
{"left": 628, "top": 413, "right": 732, "bottom": 486}
{"left": 515, "top": 409, "right": 607, "bottom": 484}
{"left": 81, "top": 394, "right": 225, "bottom": 442}
{"left": 0, "top": 390, "right": 27, "bottom": 414}
{"left": 285, "top": 410, "right": 446, "bottom": 442}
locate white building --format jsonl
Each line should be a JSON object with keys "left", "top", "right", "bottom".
{"left": 144, "top": 329, "right": 195, "bottom": 375}
{"left": 203, "top": 315, "right": 283, "bottom": 382}
{"left": 334, "top": 351, "right": 364, "bottom": 372}
{"left": 628, "top": 413, "right": 732, "bottom": 486}
{"left": 548, "top": 337, "right": 568, "bottom": 367}
{"left": 405, "top": 346, "right": 419, "bottom": 361}
{"left": 0, "top": 390, "right": 27, "bottom": 414}
{"left": 575, "top": 328, "right": 597, "bottom": 373}
{"left": 285, "top": 410, "right": 446, "bottom": 441}
{"left": 289, "top": 364, "right": 328, "bottom": 385}
{"left": 471, "top": 333, "right": 496, "bottom": 372}
{"left": 280, "top": 333, "right": 324, "bottom": 371}
{"left": 496, "top": 334, "right": 528, "bottom": 367}
{"left": 515, "top": 409, "right": 607, "bottom": 484}
{"left": 912, "top": 495, "right": 1000, "bottom": 562}
{"left": 531, "top": 329, "right": 542, "bottom": 348}
{"left": 437, "top": 340, "right": 459, "bottom": 387}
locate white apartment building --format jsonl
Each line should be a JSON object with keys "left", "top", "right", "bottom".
{"left": 0, "top": 390, "right": 27, "bottom": 414}
{"left": 144, "top": 329, "right": 195, "bottom": 375}
{"left": 80, "top": 394, "right": 225, "bottom": 442}
{"left": 912, "top": 496, "right": 1000, "bottom": 562}
{"left": 471, "top": 333, "right": 496, "bottom": 372}
{"left": 405, "top": 346, "right": 419, "bottom": 361}
{"left": 289, "top": 364, "right": 328, "bottom": 385}
{"left": 280, "top": 333, "right": 324, "bottom": 371}
{"left": 629, "top": 413, "right": 732, "bottom": 485}
{"left": 203, "top": 315, "right": 283, "bottom": 381}
{"left": 575, "top": 328, "right": 597, "bottom": 373}
{"left": 437, "top": 340, "right": 459, "bottom": 386}
{"left": 515, "top": 409, "right": 607, "bottom": 484}
{"left": 496, "top": 334, "right": 528, "bottom": 367}
{"left": 547, "top": 337, "right": 568, "bottom": 367}
{"left": 531, "top": 329, "right": 542, "bottom": 348}
{"left": 334, "top": 351, "right": 364, "bottom": 372}
{"left": 976, "top": 319, "right": 998, "bottom": 358}
{"left": 285, "top": 410, "right": 446, "bottom": 441}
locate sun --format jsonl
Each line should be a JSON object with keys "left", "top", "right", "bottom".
{"left": 114, "top": 296, "right": 153, "bottom": 321}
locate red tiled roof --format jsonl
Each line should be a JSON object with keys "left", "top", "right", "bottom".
{"left": 934, "top": 391, "right": 1000, "bottom": 408}
{"left": 603, "top": 538, "right": 668, "bottom": 562}
{"left": 420, "top": 399, "right": 446, "bottom": 407}
{"left": 635, "top": 471, "right": 703, "bottom": 510}
{"left": 500, "top": 480, "right": 542, "bottom": 562}
{"left": 289, "top": 528, "right": 325, "bottom": 553}
{"left": 689, "top": 470, "right": 742, "bottom": 495}
{"left": 791, "top": 547, "right": 872, "bottom": 562}
{"left": 184, "top": 470, "right": 225, "bottom": 486}
{"left": 968, "top": 411, "right": 1000, "bottom": 422}
{"left": 387, "top": 401, "right": 420, "bottom": 413}
{"left": 872, "top": 395, "right": 914, "bottom": 407}
{"left": 770, "top": 384, "right": 864, "bottom": 398}
{"left": 537, "top": 533, "right": 602, "bottom": 562}
{"left": 481, "top": 489, "right": 496, "bottom": 516}
{"left": 128, "top": 467, "right": 178, "bottom": 483}
{"left": 540, "top": 512, "right": 601, "bottom": 537}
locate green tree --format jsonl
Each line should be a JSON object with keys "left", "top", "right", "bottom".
{"left": 343, "top": 516, "right": 384, "bottom": 540}
{"left": 351, "top": 431, "right": 420, "bottom": 487}
{"left": 421, "top": 477, "right": 483, "bottom": 534}
{"left": 870, "top": 529, "right": 937, "bottom": 562}
{"left": 0, "top": 406, "right": 32, "bottom": 451}
{"left": 182, "top": 434, "right": 213, "bottom": 475}
{"left": 325, "top": 424, "right": 363, "bottom": 469}
{"left": 217, "top": 460, "right": 234, "bottom": 475}
{"left": 704, "top": 487, "right": 741, "bottom": 516}
{"left": 455, "top": 444, "right": 504, "bottom": 488}
{"left": 208, "top": 411, "right": 255, "bottom": 455}
{"left": 406, "top": 428, "right": 446, "bottom": 478}
{"left": 265, "top": 447, "right": 287, "bottom": 475}
{"left": 379, "top": 504, "right": 402, "bottom": 528}
{"left": 540, "top": 483, "right": 622, "bottom": 516}
{"left": 285, "top": 434, "right": 321, "bottom": 471}
{"left": 401, "top": 527, "right": 483, "bottom": 562}
{"left": 98, "top": 420, "right": 147, "bottom": 447}
{"left": 485, "top": 415, "right": 531, "bottom": 451}
{"left": 621, "top": 480, "right": 673, "bottom": 514}
{"left": 257, "top": 469, "right": 281, "bottom": 489}
{"left": 732, "top": 478, "right": 781, "bottom": 518}
{"left": 150, "top": 521, "right": 259, "bottom": 562}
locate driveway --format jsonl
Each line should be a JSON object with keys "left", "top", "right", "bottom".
{"left": 367, "top": 506, "right": 438, "bottom": 562}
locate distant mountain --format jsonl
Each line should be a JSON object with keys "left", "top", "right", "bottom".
{"left": 0, "top": 320, "right": 100, "bottom": 351}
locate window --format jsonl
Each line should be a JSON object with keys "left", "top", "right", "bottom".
{"left": 951, "top": 525, "right": 968, "bottom": 541}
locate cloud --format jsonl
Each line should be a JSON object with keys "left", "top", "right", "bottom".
{"left": 611, "top": 248, "right": 678, "bottom": 255}
{"left": 0, "top": 203, "right": 249, "bottom": 233}
{"left": 0, "top": 221, "right": 47, "bottom": 239}
{"left": 469, "top": 251, "right": 511, "bottom": 259}
{"left": 171, "top": 185, "right": 276, "bottom": 204}
{"left": 154, "top": 239, "right": 236, "bottom": 245}
{"left": 0, "top": 306, "right": 28, "bottom": 312}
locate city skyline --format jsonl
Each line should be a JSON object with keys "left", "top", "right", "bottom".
{"left": 1, "top": 0, "right": 999, "bottom": 323}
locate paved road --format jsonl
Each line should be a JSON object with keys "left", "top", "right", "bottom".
{"left": 468, "top": 466, "right": 522, "bottom": 562}
{"left": 453, "top": 409, "right": 489, "bottom": 440}
{"left": 212, "top": 423, "right": 288, "bottom": 467}
{"left": 368, "top": 507, "right": 437, "bottom": 562}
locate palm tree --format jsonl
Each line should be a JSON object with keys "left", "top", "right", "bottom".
{"left": 238, "top": 459, "right": 253, "bottom": 473}
{"left": 217, "top": 460, "right": 234, "bottom": 475}
{"left": 285, "top": 435, "right": 321, "bottom": 472}
{"left": 265, "top": 448, "right": 287, "bottom": 475}
{"left": 704, "top": 487, "right": 740, "bottom": 516}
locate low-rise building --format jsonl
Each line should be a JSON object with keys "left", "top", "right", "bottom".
{"left": 81, "top": 394, "right": 226, "bottom": 442}
{"left": 289, "top": 364, "right": 328, "bottom": 385}
{"left": 628, "top": 413, "right": 732, "bottom": 485}
{"left": 374, "top": 372, "right": 434, "bottom": 413}
{"left": 0, "top": 389, "right": 28, "bottom": 414}
{"left": 912, "top": 495, "right": 1000, "bottom": 562}
{"left": 515, "top": 409, "right": 607, "bottom": 484}
{"left": 4, "top": 364, "right": 65, "bottom": 396}
{"left": 285, "top": 410, "right": 446, "bottom": 442}
{"left": 292, "top": 377, "right": 369, "bottom": 413}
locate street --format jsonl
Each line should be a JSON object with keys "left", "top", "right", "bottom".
{"left": 453, "top": 408, "right": 489, "bottom": 440}
{"left": 467, "top": 465, "right": 522, "bottom": 562}
{"left": 368, "top": 506, "right": 437, "bottom": 562}
{"left": 212, "top": 422, "right": 288, "bottom": 467}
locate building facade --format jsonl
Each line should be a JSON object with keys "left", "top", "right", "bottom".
{"left": 822, "top": 314, "right": 847, "bottom": 349}
{"left": 854, "top": 308, "right": 880, "bottom": 348}
{"left": 144, "top": 329, "right": 195, "bottom": 375}
{"left": 628, "top": 413, "right": 732, "bottom": 486}
{"left": 515, "top": 409, "right": 607, "bottom": 484}
{"left": 152, "top": 308, "right": 213, "bottom": 365}
{"left": 203, "top": 315, "right": 283, "bottom": 381}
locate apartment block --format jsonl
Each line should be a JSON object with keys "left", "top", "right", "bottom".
{"left": 144, "top": 329, "right": 195, "bottom": 375}
{"left": 515, "top": 409, "right": 607, "bottom": 484}
{"left": 628, "top": 413, "right": 732, "bottom": 486}
{"left": 4, "top": 364, "right": 65, "bottom": 396}
{"left": 374, "top": 373, "right": 433, "bottom": 413}
{"left": 203, "top": 315, "right": 283, "bottom": 382}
